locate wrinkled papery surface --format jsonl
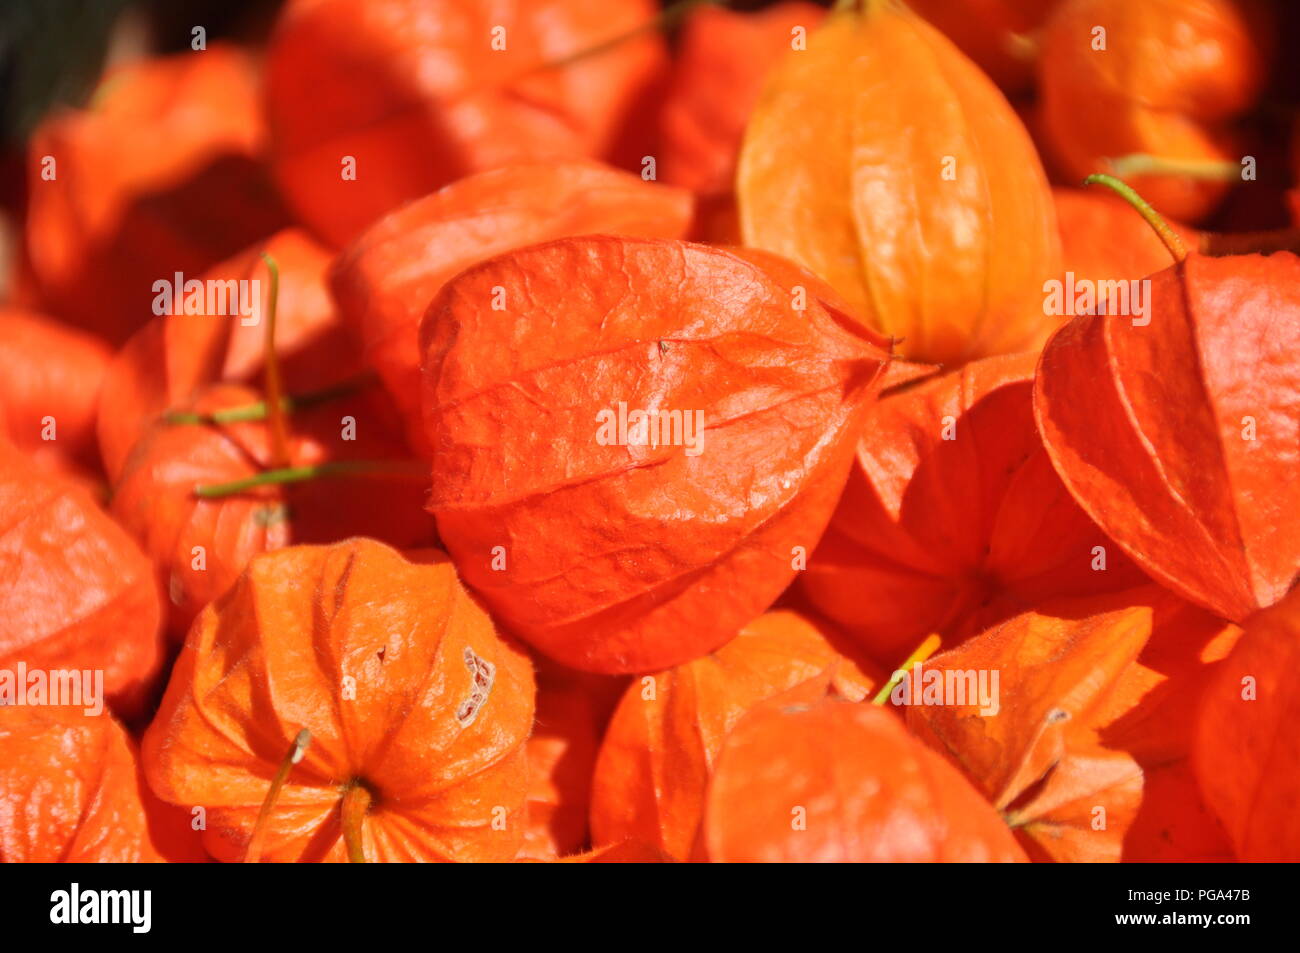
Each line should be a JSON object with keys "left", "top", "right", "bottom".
{"left": 738, "top": 4, "right": 1060, "bottom": 365}
{"left": 1038, "top": 0, "right": 1269, "bottom": 222}
{"left": 331, "top": 160, "right": 693, "bottom": 455}
{"left": 111, "top": 383, "right": 432, "bottom": 637}
{"left": 26, "top": 45, "right": 285, "bottom": 342}
{"left": 590, "top": 610, "right": 882, "bottom": 859}
{"left": 0, "top": 706, "right": 205, "bottom": 862}
{"left": 265, "top": 0, "right": 666, "bottom": 247}
{"left": 142, "top": 539, "right": 534, "bottom": 862}
{"left": 704, "top": 699, "right": 1027, "bottom": 862}
{"left": 1195, "top": 585, "right": 1300, "bottom": 861}
{"left": 906, "top": 587, "right": 1240, "bottom": 861}
{"left": 98, "top": 229, "right": 363, "bottom": 481}
{"left": 422, "top": 236, "right": 889, "bottom": 673}
{"left": 0, "top": 442, "right": 164, "bottom": 718}
{"left": 1035, "top": 252, "right": 1300, "bottom": 623}
{"left": 803, "top": 351, "right": 1146, "bottom": 664}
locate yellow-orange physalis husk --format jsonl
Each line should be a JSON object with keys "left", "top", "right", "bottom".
{"left": 738, "top": 2, "right": 1060, "bottom": 366}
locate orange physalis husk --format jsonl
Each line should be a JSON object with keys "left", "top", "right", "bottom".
{"left": 0, "top": 706, "right": 208, "bottom": 863}
{"left": 25, "top": 45, "right": 286, "bottom": 343}
{"left": 421, "top": 236, "right": 890, "bottom": 674}
{"left": 264, "top": 0, "right": 667, "bottom": 248}
{"left": 110, "top": 382, "right": 432, "bottom": 638}
{"left": 906, "top": 0, "right": 1057, "bottom": 95}
{"left": 0, "top": 307, "right": 110, "bottom": 479}
{"left": 517, "top": 659, "right": 627, "bottom": 860}
{"left": 96, "top": 229, "right": 366, "bottom": 482}
{"left": 1035, "top": 242, "right": 1300, "bottom": 624}
{"left": 703, "top": 697, "right": 1027, "bottom": 862}
{"left": 802, "top": 351, "right": 1146, "bottom": 665}
{"left": 142, "top": 539, "right": 535, "bottom": 863}
{"left": 905, "top": 586, "right": 1241, "bottom": 862}
{"left": 0, "top": 439, "right": 165, "bottom": 719}
{"left": 1052, "top": 186, "right": 1200, "bottom": 298}
{"left": 330, "top": 160, "right": 693, "bottom": 455}
{"left": 655, "top": 2, "right": 825, "bottom": 206}
{"left": 589, "top": 610, "right": 883, "bottom": 860}
{"left": 1037, "top": 0, "right": 1271, "bottom": 222}
{"left": 737, "top": 1, "right": 1060, "bottom": 365}
{"left": 1194, "top": 585, "right": 1300, "bottom": 861}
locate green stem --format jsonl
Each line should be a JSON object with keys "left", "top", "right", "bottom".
{"left": 164, "top": 372, "right": 377, "bottom": 426}
{"left": 244, "top": 729, "right": 312, "bottom": 864}
{"left": 193, "top": 460, "right": 427, "bottom": 499}
{"left": 260, "top": 252, "right": 291, "bottom": 470}
{"left": 1082, "top": 173, "right": 1188, "bottom": 264}
{"left": 1105, "top": 153, "right": 1241, "bottom": 183}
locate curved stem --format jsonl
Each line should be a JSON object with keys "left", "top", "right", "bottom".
{"left": 1105, "top": 153, "right": 1241, "bottom": 183}
{"left": 164, "top": 372, "right": 378, "bottom": 426}
{"left": 1082, "top": 173, "right": 1188, "bottom": 264}
{"left": 340, "top": 784, "right": 372, "bottom": 864}
{"left": 872, "top": 633, "right": 943, "bottom": 706}
{"left": 244, "top": 729, "right": 312, "bottom": 864}
{"left": 193, "top": 460, "right": 428, "bottom": 500}
{"left": 260, "top": 252, "right": 291, "bottom": 470}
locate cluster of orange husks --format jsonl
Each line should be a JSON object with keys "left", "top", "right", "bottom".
{"left": 2, "top": 0, "right": 1298, "bottom": 863}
